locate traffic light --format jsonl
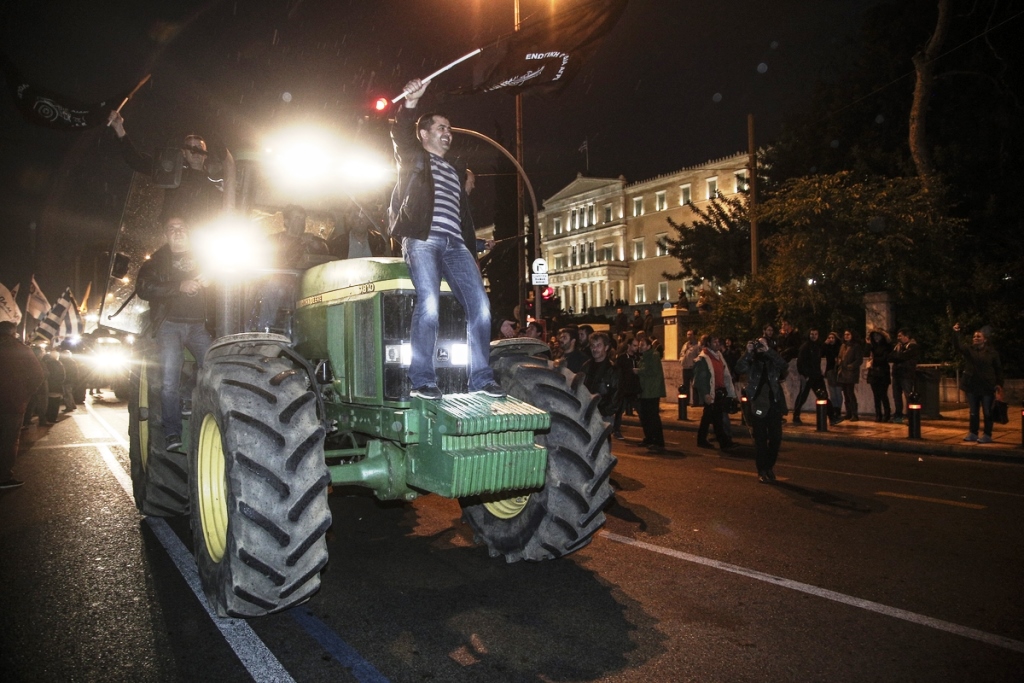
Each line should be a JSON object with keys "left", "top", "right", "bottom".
{"left": 542, "top": 286, "right": 554, "bottom": 300}
{"left": 372, "top": 96, "right": 389, "bottom": 114}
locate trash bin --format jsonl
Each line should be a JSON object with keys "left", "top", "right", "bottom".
{"left": 914, "top": 365, "right": 942, "bottom": 419}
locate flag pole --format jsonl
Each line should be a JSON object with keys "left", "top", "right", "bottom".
{"left": 391, "top": 49, "right": 482, "bottom": 103}
{"left": 115, "top": 74, "right": 152, "bottom": 113}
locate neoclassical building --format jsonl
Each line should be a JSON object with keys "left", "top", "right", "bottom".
{"left": 538, "top": 152, "right": 749, "bottom": 312}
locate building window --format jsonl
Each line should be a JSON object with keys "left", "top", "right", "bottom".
{"left": 604, "top": 204, "right": 612, "bottom": 222}
{"left": 571, "top": 245, "right": 578, "bottom": 266}
{"left": 602, "top": 244, "right": 614, "bottom": 261}
{"left": 554, "top": 254, "right": 566, "bottom": 270}
{"left": 655, "top": 232, "right": 668, "bottom": 256}
{"left": 659, "top": 282, "right": 669, "bottom": 301}
{"left": 553, "top": 217, "right": 561, "bottom": 235}
{"left": 587, "top": 242, "right": 595, "bottom": 264}
{"left": 632, "top": 197, "right": 643, "bottom": 217}
{"left": 656, "top": 191, "right": 667, "bottom": 211}
{"left": 707, "top": 177, "right": 718, "bottom": 199}
{"left": 632, "top": 238, "right": 645, "bottom": 260}
{"left": 680, "top": 184, "right": 692, "bottom": 205}
{"left": 588, "top": 204, "right": 595, "bottom": 226}
{"left": 735, "top": 171, "right": 748, "bottom": 192}
{"left": 635, "top": 284, "right": 646, "bottom": 304}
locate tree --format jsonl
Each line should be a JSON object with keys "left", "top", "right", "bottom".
{"left": 660, "top": 192, "right": 751, "bottom": 285}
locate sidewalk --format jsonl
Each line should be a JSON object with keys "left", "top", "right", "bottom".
{"left": 636, "top": 401, "right": 1024, "bottom": 463}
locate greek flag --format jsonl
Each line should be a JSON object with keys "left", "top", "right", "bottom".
{"left": 33, "top": 287, "right": 83, "bottom": 345}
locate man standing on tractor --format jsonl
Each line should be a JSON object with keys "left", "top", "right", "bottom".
{"left": 388, "top": 78, "right": 504, "bottom": 400}
{"left": 106, "top": 110, "right": 235, "bottom": 226}
{"left": 137, "top": 216, "right": 213, "bottom": 453}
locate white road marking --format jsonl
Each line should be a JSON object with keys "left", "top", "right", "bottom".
{"left": 601, "top": 531, "right": 1024, "bottom": 654}
{"left": 87, "top": 405, "right": 296, "bottom": 683}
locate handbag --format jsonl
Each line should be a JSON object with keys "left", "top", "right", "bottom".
{"left": 992, "top": 399, "right": 1009, "bottom": 425}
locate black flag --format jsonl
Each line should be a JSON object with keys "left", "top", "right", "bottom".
{"left": 454, "top": 0, "right": 628, "bottom": 97}
{"left": 1, "top": 53, "right": 130, "bottom": 130}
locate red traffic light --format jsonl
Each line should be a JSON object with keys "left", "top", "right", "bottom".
{"left": 373, "top": 97, "right": 389, "bottom": 112}
{"left": 542, "top": 286, "right": 554, "bottom": 300}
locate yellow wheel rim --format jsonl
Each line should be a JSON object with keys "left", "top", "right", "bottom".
{"left": 139, "top": 366, "right": 149, "bottom": 469}
{"left": 197, "top": 414, "right": 228, "bottom": 563}
{"left": 484, "top": 494, "right": 531, "bottom": 519}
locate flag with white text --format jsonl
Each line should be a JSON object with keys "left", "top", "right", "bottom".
{"left": 27, "top": 276, "right": 49, "bottom": 319}
{"left": 0, "top": 282, "right": 21, "bottom": 324}
{"left": 452, "top": 0, "right": 628, "bottom": 97}
{"left": 1, "top": 52, "right": 130, "bottom": 130}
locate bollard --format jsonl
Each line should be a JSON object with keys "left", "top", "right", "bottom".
{"left": 815, "top": 399, "right": 829, "bottom": 432}
{"left": 677, "top": 385, "right": 688, "bottom": 421}
{"left": 907, "top": 392, "right": 922, "bottom": 439}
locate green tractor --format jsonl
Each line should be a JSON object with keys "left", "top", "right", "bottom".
{"left": 103, "top": 143, "right": 616, "bottom": 618}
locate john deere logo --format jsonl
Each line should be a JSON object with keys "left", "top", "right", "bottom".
{"left": 436, "top": 348, "right": 450, "bottom": 363}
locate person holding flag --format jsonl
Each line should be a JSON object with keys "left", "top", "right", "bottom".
{"left": 388, "top": 78, "right": 504, "bottom": 400}
{"left": 107, "top": 110, "right": 235, "bottom": 226}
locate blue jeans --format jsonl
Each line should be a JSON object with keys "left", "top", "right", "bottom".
{"left": 403, "top": 234, "right": 494, "bottom": 392}
{"left": 967, "top": 391, "right": 994, "bottom": 437}
{"left": 157, "top": 321, "right": 213, "bottom": 439}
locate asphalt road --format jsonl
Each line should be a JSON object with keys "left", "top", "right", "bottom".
{"left": 2, "top": 397, "right": 1023, "bottom": 682}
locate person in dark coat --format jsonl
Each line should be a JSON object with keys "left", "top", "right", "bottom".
{"left": 42, "top": 349, "right": 65, "bottom": 424}
{"left": 953, "top": 323, "right": 1003, "bottom": 443}
{"left": 736, "top": 336, "right": 787, "bottom": 483}
{"left": 888, "top": 329, "right": 920, "bottom": 424}
{"left": 0, "top": 321, "right": 45, "bottom": 489}
{"left": 866, "top": 330, "right": 892, "bottom": 422}
{"left": 792, "top": 328, "right": 825, "bottom": 424}
{"left": 612, "top": 334, "right": 641, "bottom": 438}
{"left": 822, "top": 331, "right": 844, "bottom": 424}
{"left": 60, "top": 349, "right": 79, "bottom": 413}
{"left": 23, "top": 345, "right": 49, "bottom": 426}
{"left": 582, "top": 333, "right": 619, "bottom": 422}
{"left": 136, "top": 216, "right": 214, "bottom": 452}
{"left": 837, "top": 329, "right": 863, "bottom": 421}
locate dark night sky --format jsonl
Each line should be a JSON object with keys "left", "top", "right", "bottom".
{"left": 0, "top": 0, "right": 881, "bottom": 306}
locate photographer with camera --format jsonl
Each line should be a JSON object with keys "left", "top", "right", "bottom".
{"left": 736, "top": 335, "right": 788, "bottom": 483}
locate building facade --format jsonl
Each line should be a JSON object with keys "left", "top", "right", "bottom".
{"left": 537, "top": 152, "right": 749, "bottom": 312}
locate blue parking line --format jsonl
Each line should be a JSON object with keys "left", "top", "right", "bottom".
{"left": 289, "top": 608, "right": 391, "bottom": 683}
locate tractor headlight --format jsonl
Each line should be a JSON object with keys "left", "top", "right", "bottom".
{"left": 263, "top": 125, "right": 393, "bottom": 198}
{"left": 193, "top": 217, "right": 270, "bottom": 277}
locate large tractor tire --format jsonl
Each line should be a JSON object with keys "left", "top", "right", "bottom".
{"left": 190, "top": 342, "right": 331, "bottom": 617}
{"left": 460, "top": 355, "right": 617, "bottom": 562}
{"left": 128, "top": 338, "right": 189, "bottom": 517}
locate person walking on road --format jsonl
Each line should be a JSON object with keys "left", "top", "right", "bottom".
{"left": 953, "top": 323, "right": 1003, "bottom": 443}
{"left": 837, "top": 329, "right": 863, "bottom": 421}
{"left": 737, "top": 335, "right": 787, "bottom": 483}
{"left": 792, "top": 328, "right": 825, "bottom": 425}
{"left": 679, "top": 329, "right": 700, "bottom": 406}
{"left": 0, "top": 321, "right": 45, "bottom": 489}
{"left": 693, "top": 335, "right": 735, "bottom": 449}
{"left": 634, "top": 331, "right": 666, "bottom": 453}
{"left": 612, "top": 334, "right": 641, "bottom": 439}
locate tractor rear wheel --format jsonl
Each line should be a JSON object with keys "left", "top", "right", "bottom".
{"left": 460, "top": 355, "right": 617, "bottom": 562}
{"left": 189, "top": 345, "right": 331, "bottom": 617}
{"left": 127, "top": 338, "right": 189, "bottom": 516}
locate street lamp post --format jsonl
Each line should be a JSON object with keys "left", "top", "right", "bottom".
{"left": 513, "top": 0, "right": 542, "bottom": 328}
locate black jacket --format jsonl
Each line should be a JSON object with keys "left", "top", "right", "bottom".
{"left": 136, "top": 245, "right": 213, "bottom": 335}
{"left": 796, "top": 339, "right": 823, "bottom": 379}
{"left": 387, "top": 105, "right": 476, "bottom": 248}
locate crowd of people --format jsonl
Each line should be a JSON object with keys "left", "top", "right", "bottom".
{"left": 521, "top": 318, "right": 1007, "bottom": 484}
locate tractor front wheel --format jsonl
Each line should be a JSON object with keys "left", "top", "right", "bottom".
{"left": 460, "top": 356, "right": 616, "bottom": 562}
{"left": 189, "top": 346, "right": 331, "bottom": 617}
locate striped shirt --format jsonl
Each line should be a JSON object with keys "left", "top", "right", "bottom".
{"left": 429, "top": 154, "right": 463, "bottom": 240}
